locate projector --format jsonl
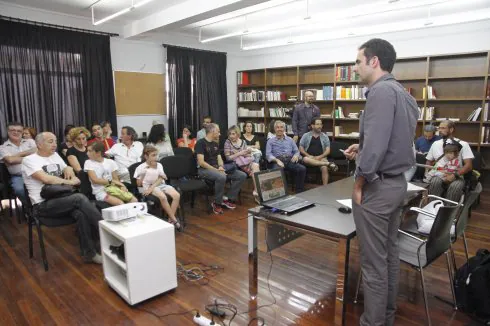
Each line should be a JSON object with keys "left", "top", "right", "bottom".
{"left": 101, "top": 202, "right": 148, "bottom": 222}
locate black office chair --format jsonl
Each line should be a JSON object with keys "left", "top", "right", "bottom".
{"left": 412, "top": 153, "right": 428, "bottom": 183}
{"left": 77, "top": 171, "right": 111, "bottom": 211}
{"left": 174, "top": 147, "right": 194, "bottom": 159}
{"left": 161, "top": 155, "right": 210, "bottom": 220}
{"left": 127, "top": 162, "right": 162, "bottom": 218}
{"left": 328, "top": 141, "right": 353, "bottom": 177}
{"left": 24, "top": 185, "right": 78, "bottom": 271}
{"left": 0, "top": 163, "right": 23, "bottom": 223}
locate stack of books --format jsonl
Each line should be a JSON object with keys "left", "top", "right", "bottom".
{"left": 238, "top": 90, "right": 265, "bottom": 102}
{"left": 423, "top": 86, "right": 436, "bottom": 99}
{"left": 417, "top": 107, "right": 435, "bottom": 120}
{"left": 269, "top": 107, "right": 292, "bottom": 117}
{"left": 266, "top": 90, "right": 287, "bottom": 101}
{"left": 335, "top": 85, "right": 367, "bottom": 100}
{"left": 237, "top": 107, "right": 265, "bottom": 117}
{"left": 237, "top": 72, "right": 250, "bottom": 85}
{"left": 336, "top": 66, "right": 360, "bottom": 81}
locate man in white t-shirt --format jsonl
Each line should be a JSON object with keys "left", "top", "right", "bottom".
{"left": 426, "top": 120, "right": 474, "bottom": 201}
{"left": 0, "top": 122, "right": 37, "bottom": 200}
{"left": 105, "top": 126, "right": 143, "bottom": 183}
{"left": 22, "top": 132, "right": 103, "bottom": 264}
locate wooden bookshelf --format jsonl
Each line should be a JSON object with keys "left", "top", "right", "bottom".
{"left": 236, "top": 50, "right": 490, "bottom": 168}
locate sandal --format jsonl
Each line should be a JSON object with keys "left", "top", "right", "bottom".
{"left": 170, "top": 218, "right": 183, "bottom": 232}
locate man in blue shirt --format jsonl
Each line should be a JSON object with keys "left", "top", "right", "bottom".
{"left": 266, "top": 120, "right": 306, "bottom": 192}
{"left": 415, "top": 124, "right": 440, "bottom": 153}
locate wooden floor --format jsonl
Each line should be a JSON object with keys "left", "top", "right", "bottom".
{"left": 0, "top": 179, "right": 489, "bottom": 326}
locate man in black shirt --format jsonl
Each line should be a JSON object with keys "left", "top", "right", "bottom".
{"left": 299, "top": 118, "right": 333, "bottom": 185}
{"left": 195, "top": 123, "right": 247, "bottom": 215}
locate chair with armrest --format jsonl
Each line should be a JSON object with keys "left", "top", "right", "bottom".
{"left": 127, "top": 162, "right": 162, "bottom": 218}
{"left": 328, "top": 141, "right": 353, "bottom": 177}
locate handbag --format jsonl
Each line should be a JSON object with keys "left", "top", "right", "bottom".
{"left": 416, "top": 200, "right": 455, "bottom": 235}
{"left": 40, "top": 184, "right": 76, "bottom": 200}
{"left": 235, "top": 155, "right": 254, "bottom": 167}
{"left": 223, "top": 162, "right": 237, "bottom": 174}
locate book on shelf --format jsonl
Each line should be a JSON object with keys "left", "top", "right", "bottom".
{"left": 484, "top": 103, "right": 489, "bottom": 121}
{"left": 300, "top": 87, "right": 334, "bottom": 101}
{"left": 482, "top": 126, "right": 490, "bottom": 144}
{"left": 321, "top": 114, "right": 332, "bottom": 118}
{"left": 334, "top": 106, "right": 345, "bottom": 119}
{"left": 467, "top": 107, "right": 482, "bottom": 121}
{"left": 417, "top": 107, "right": 435, "bottom": 120}
{"left": 405, "top": 87, "right": 413, "bottom": 95}
{"left": 486, "top": 83, "right": 490, "bottom": 99}
{"left": 238, "top": 90, "right": 265, "bottom": 102}
{"left": 435, "top": 118, "right": 460, "bottom": 122}
{"left": 237, "top": 72, "right": 250, "bottom": 85}
{"left": 238, "top": 122, "right": 265, "bottom": 133}
{"left": 335, "top": 85, "right": 367, "bottom": 100}
{"left": 269, "top": 107, "right": 293, "bottom": 117}
{"left": 423, "top": 86, "right": 436, "bottom": 99}
{"left": 266, "top": 90, "right": 287, "bottom": 101}
{"left": 336, "top": 66, "right": 360, "bottom": 81}
{"left": 237, "top": 107, "right": 265, "bottom": 117}
{"left": 334, "top": 126, "right": 344, "bottom": 136}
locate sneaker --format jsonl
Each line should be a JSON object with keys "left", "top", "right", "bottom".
{"left": 212, "top": 202, "right": 224, "bottom": 214}
{"left": 222, "top": 199, "right": 236, "bottom": 209}
{"left": 86, "top": 253, "right": 102, "bottom": 265}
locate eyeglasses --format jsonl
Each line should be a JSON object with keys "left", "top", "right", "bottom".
{"left": 8, "top": 129, "right": 23, "bottom": 133}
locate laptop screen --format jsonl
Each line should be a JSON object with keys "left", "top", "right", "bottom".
{"left": 256, "top": 169, "right": 286, "bottom": 202}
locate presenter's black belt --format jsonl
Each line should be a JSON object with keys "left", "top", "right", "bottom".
{"left": 377, "top": 172, "right": 402, "bottom": 180}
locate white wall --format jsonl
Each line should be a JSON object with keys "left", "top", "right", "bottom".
{"left": 226, "top": 20, "right": 490, "bottom": 126}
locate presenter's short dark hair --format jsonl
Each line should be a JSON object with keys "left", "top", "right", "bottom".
{"left": 359, "top": 38, "right": 397, "bottom": 73}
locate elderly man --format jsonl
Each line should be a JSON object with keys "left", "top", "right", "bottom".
{"left": 105, "top": 126, "right": 143, "bottom": 183}
{"left": 195, "top": 123, "right": 247, "bottom": 215}
{"left": 426, "top": 120, "right": 473, "bottom": 201}
{"left": 0, "top": 122, "right": 37, "bottom": 200}
{"left": 415, "top": 124, "right": 440, "bottom": 154}
{"left": 22, "top": 132, "right": 102, "bottom": 264}
{"left": 292, "top": 90, "right": 320, "bottom": 143}
{"left": 266, "top": 120, "right": 306, "bottom": 193}
{"left": 88, "top": 123, "right": 115, "bottom": 151}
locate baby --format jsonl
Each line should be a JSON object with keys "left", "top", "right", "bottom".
{"left": 424, "top": 143, "right": 460, "bottom": 183}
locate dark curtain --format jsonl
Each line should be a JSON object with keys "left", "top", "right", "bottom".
{"left": 0, "top": 19, "right": 117, "bottom": 140}
{"left": 166, "top": 46, "right": 228, "bottom": 143}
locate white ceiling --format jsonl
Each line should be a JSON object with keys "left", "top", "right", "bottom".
{"left": 2, "top": 0, "right": 490, "bottom": 51}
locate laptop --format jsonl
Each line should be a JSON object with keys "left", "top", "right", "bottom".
{"left": 253, "top": 168, "right": 314, "bottom": 214}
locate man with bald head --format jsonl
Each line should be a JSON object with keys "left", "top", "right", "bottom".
{"left": 292, "top": 90, "right": 320, "bottom": 143}
{"left": 22, "top": 132, "right": 103, "bottom": 264}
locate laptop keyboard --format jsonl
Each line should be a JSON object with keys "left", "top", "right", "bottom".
{"left": 268, "top": 196, "right": 306, "bottom": 209}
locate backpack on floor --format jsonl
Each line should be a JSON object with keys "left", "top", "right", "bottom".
{"left": 454, "top": 249, "right": 490, "bottom": 320}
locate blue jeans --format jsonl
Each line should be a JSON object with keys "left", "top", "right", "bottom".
{"left": 198, "top": 168, "right": 247, "bottom": 204}
{"left": 10, "top": 175, "right": 26, "bottom": 201}
{"left": 271, "top": 161, "right": 306, "bottom": 193}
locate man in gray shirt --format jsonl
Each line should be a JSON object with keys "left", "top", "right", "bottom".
{"left": 344, "top": 38, "right": 418, "bottom": 326}
{"left": 292, "top": 90, "right": 320, "bottom": 143}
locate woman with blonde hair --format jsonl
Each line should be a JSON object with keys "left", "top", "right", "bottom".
{"left": 66, "top": 127, "right": 91, "bottom": 173}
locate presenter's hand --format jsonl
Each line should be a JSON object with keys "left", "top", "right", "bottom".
{"left": 344, "top": 144, "right": 359, "bottom": 160}
{"left": 276, "top": 160, "right": 284, "bottom": 168}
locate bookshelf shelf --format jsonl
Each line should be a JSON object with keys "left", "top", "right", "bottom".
{"left": 270, "top": 116, "right": 291, "bottom": 120}
{"left": 237, "top": 51, "right": 490, "bottom": 158}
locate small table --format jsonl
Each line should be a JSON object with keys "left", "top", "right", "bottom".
{"left": 99, "top": 214, "right": 177, "bottom": 305}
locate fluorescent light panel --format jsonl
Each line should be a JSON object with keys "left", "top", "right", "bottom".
{"left": 92, "top": 0, "right": 156, "bottom": 26}
{"left": 200, "top": 0, "right": 457, "bottom": 43}
{"left": 241, "top": 9, "right": 490, "bottom": 50}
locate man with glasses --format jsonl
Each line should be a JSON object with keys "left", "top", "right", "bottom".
{"left": 0, "top": 122, "right": 37, "bottom": 201}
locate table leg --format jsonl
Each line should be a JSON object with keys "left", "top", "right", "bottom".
{"left": 248, "top": 214, "right": 258, "bottom": 300}
{"left": 335, "top": 238, "right": 351, "bottom": 326}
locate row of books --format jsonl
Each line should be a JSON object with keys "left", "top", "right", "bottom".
{"left": 237, "top": 107, "right": 265, "bottom": 117}
{"left": 481, "top": 127, "right": 490, "bottom": 144}
{"left": 418, "top": 106, "right": 435, "bottom": 120}
{"left": 336, "top": 66, "right": 360, "bottom": 82}
{"left": 266, "top": 90, "right": 287, "bottom": 101}
{"left": 238, "top": 90, "right": 265, "bottom": 102}
{"left": 334, "top": 107, "right": 345, "bottom": 119}
{"left": 269, "top": 107, "right": 292, "bottom": 117}
{"left": 336, "top": 85, "right": 368, "bottom": 100}
{"left": 423, "top": 86, "right": 437, "bottom": 99}
{"left": 237, "top": 72, "right": 250, "bottom": 85}
{"left": 238, "top": 122, "right": 265, "bottom": 133}
{"left": 467, "top": 104, "right": 489, "bottom": 121}
{"left": 299, "top": 87, "right": 334, "bottom": 101}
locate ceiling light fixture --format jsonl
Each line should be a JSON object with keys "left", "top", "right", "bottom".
{"left": 241, "top": 9, "right": 490, "bottom": 50}
{"left": 92, "top": 0, "right": 156, "bottom": 26}
{"left": 201, "top": 0, "right": 455, "bottom": 43}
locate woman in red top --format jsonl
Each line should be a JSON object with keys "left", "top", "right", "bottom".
{"left": 176, "top": 125, "right": 197, "bottom": 151}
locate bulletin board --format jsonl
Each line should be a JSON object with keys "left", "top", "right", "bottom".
{"left": 114, "top": 71, "right": 166, "bottom": 115}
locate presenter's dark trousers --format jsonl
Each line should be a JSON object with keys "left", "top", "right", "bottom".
{"left": 352, "top": 174, "right": 407, "bottom": 326}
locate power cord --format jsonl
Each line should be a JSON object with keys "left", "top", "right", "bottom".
{"left": 177, "top": 261, "right": 224, "bottom": 285}
{"left": 248, "top": 317, "right": 266, "bottom": 325}
{"left": 134, "top": 306, "right": 199, "bottom": 319}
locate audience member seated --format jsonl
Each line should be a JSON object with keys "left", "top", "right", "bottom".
{"left": 0, "top": 121, "right": 37, "bottom": 201}
{"left": 424, "top": 143, "right": 461, "bottom": 183}
{"left": 147, "top": 123, "right": 174, "bottom": 160}
{"left": 196, "top": 123, "right": 247, "bottom": 215}
{"left": 66, "top": 127, "right": 90, "bottom": 173}
{"left": 176, "top": 124, "right": 197, "bottom": 151}
{"left": 224, "top": 125, "right": 260, "bottom": 203}
{"left": 299, "top": 118, "right": 333, "bottom": 185}
{"left": 241, "top": 121, "right": 262, "bottom": 163}
{"left": 134, "top": 145, "right": 182, "bottom": 230}
{"left": 101, "top": 121, "right": 115, "bottom": 142}
{"left": 85, "top": 142, "right": 137, "bottom": 206}
{"left": 266, "top": 120, "right": 306, "bottom": 193}
{"left": 22, "top": 132, "right": 102, "bottom": 264}
{"left": 88, "top": 123, "right": 115, "bottom": 151}
{"left": 196, "top": 115, "right": 212, "bottom": 140}
{"left": 23, "top": 126, "right": 36, "bottom": 140}
{"left": 267, "top": 119, "right": 276, "bottom": 140}
{"left": 59, "top": 124, "right": 74, "bottom": 158}
{"left": 415, "top": 124, "right": 440, "bottom": 154}
{"left": 426, "top": 120, "right": 473, "bottom": 201}
{"left": 105, "top": 126, "right": 143, "bottom": 183}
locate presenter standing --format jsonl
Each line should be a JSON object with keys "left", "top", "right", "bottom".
{"left": 344, "top": 38, "right": 418, "bottom": 326}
